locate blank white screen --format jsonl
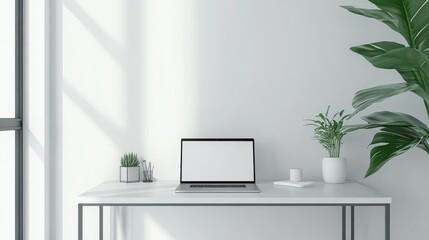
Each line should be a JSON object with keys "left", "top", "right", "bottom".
{"left": 181, "top": 140, "right": 254, "bottom": 182}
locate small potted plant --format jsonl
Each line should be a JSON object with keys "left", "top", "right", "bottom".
{"left": 306, "top": 106, "right": 352, "bottom": 183}
{"left": 120, "top": 152, "right": 140, "bottom": 183}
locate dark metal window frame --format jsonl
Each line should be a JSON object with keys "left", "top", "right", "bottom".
{"left": 0, "top": 0, "right": 24, "bottom": 239}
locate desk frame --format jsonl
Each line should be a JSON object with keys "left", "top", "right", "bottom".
{"left": 78, "top": 203, "right": 390, "bottom": 240}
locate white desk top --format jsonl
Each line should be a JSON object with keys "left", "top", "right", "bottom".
{"left": 77, "top": 181, "right": 391, "bottom": 205}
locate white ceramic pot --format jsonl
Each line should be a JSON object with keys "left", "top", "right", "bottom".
{"left": 322, "top": 157, "right": 347, "bottom": 184}
{"left": 120, "top": 166, "right": 140, "bottom": 183}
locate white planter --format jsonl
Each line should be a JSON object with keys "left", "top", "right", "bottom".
{"left": 120, "top": 166, "right": 140, "bottom": 183}
{"left": 322, "top": 157, "right": 347, "bottom": 184}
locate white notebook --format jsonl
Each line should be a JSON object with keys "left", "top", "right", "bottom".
{"left": 273, "top": 180, "right": 314, "bottom": 188}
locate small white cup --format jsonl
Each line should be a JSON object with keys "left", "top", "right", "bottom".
{"left": 290, "top": 168, "right": 302, "bottom": 182}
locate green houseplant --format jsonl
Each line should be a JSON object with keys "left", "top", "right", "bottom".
{"left": 343, "top": 0, "right": 429, "bottom": 177}
{"left": 306, "top": 106, "right": 352, "bottom": 183}
{"left": 307, "top": 106, "right": 352, "bottom": 158}
{"left": 120, "top": 152, "right": 140, "bottom": 183}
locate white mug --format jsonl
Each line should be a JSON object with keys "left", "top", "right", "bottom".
{"left": 290, "top": 168, "right": 302, "bottom": 182}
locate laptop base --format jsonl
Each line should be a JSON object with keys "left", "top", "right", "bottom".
{"left": 175, "top": 183, "right": 260, "bottom": 193}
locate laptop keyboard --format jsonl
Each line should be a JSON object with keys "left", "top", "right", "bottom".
{"left": 190, "top": 184, "right": 246, "bottom": 188}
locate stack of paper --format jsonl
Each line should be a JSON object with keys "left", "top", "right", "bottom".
{"left": 273, "top": 180, "right": 314, "bottom": 188}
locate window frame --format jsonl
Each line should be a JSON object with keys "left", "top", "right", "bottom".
{"left": 0, "top": 0, "right": 24, "bottom": 239}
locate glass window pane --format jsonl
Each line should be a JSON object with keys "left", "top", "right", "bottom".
{"left": 0, "top": 131, "right": 15, "bottom": 239}
{"left": 0, "top": 1, "right": 16, "bottom": 117}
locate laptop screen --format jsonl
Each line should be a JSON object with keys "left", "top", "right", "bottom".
{"left": 181, "top": 139, "right": 255, "bottom": 183}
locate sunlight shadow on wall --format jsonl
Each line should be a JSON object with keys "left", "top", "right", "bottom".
{"left": 63, "top": 0, "right": 125, "bottom": 65}
{"left": 63, "top": 79, "right": 127, "bottom": 147}
{"left": 63, "top": 0, "right": 130, "bottom": 234}
{"left": 140, "top": 0, "right": 198, "bottom": 180}
{"left": 143, "top": 214, "right": 176, "bottom": 240}
{"left": 63, "top": 0, "right": 198, "bottom": 239}
{"left": 28, "top": 130, "right": 44, "bottom": 161}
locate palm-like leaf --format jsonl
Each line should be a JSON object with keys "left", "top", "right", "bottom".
{"left": 344, "top": 0, "right": 429, "bottom": 53}
{"left": 366, "top": 126, "right": 426, "bottom": 177}
{"left": 369, "top": 0, "right": 429, "bottom": 53}
{"left": 362, "top": 111, "right": 429, "bottom": 133}
{"left": 350, "top": 41, "right": 405, "bottom": 60}
{"left": 344, "top": 0, "right": 429, "bottom": 177}
{"left": 352, "top": 83, "right": 419, "bottom": 113}
{"left": 352, "top": 45, "right": 429, "bottom": 116}
{"left": 370, "top": 48, "right": 429, "bottom": 76}
{"left": 349, "top": 111, "right": 429, "bottom": 176}
{"left": 352, "top": 45, "right": 429, "bottom": 100}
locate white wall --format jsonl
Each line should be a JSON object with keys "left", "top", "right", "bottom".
{"left": 25, "top": 0, "right": 46, "bottom": 239}
{"left": 61, "top": 0, "right": 429, "bottom": 239}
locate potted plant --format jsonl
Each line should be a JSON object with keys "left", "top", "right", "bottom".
{"left": 120, "top": 152, "right": 140, "bottom": 183}
{"left": 306, "top": 106, "right": 352, "bottom": 183}
{"left": 342, "top": 1, "right": 429, "bottom": 177}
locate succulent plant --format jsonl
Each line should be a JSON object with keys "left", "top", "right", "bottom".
{"left": 120, "top": 152, "right": 140, "bottom": 167}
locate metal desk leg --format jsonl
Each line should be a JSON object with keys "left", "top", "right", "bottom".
{"left": 99, "top": 206, "right": 103, "bottom": 240}
{"left": 78, "top": 204, "right": 83, "bottom": 240}
{"left": 385, "top": 204, "right": 390, "bottom": 240}
{"left": 351, "top": 206, "right": 354, "bottom": 240}
{"left": 342, "top": 206, "right": 346, "bottom": 240}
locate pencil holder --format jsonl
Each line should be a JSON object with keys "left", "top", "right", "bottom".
{"left": 143, "top": 169, "right": 153, "bottom": 182}
{"left": 141, "top": 160, "right": 154, "bottom": 182}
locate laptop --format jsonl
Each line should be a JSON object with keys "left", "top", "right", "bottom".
{"left": 175, "top": 138, "right": 260, "bottom": 193}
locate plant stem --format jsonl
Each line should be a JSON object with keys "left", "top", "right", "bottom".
{"left": 329, "top": 139, "right": 341, "bottom": 158}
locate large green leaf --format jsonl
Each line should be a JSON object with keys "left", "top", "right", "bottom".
{"left": 371, "top": 126, "right": 422, "bottom": 144}
{"left": 365, "top": 126, "right": 425, "bottom": 177}
{"left": 350, "top": 42, "right": 429, "bottom": 111}
{"left": 343, "top": 0, "right": 429, "bottom": 178}
{"left": 348, "top": 111, "right": 429, "bottom": 177}
{"left": 362, "top": 111, "right": 429, "bottom": 131}
{"left": 370, "top": 48, "right": 429, "bottom": 75}
{"left": 345, "top": 111, "right": 429, "bottom": 135}
{"left": 347, "top": 0, "right": 429, "bottom": 53}
{"left": 351, "top": 41, "right": 405, "bottom": 60}
{"left": 352, "top": 43, "right": 429, "bottom": 95}
{"left": 370, "top": 48, "right": 429, "bottom": 112}
{"left": 352, "top": 83, "right": 419, "bottom": 113}
{"left": 356, "top": 47, "right": 429, "bottom": 108}
{"left": 346, "top": 1, "right": 429, "bottom": 96}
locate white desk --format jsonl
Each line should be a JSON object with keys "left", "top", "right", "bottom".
{"left": 78, "top": 181, "right": 391, "bottom": 240}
